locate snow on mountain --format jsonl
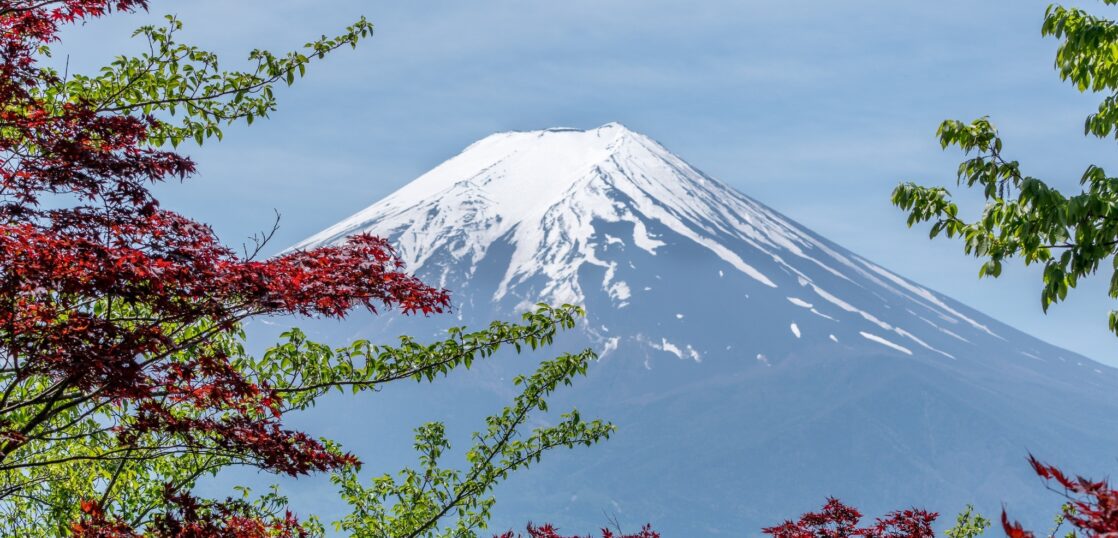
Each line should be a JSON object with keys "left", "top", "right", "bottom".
{"left": 295, "top": 122, "right": 1024, "bottom": 365}
{"left": 287, "top": 123, "right": 1118, "bottom": 536}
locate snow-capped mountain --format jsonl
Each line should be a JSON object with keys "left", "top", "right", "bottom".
{"left": 289, "top": 123, "right": 1118, "bottom": 535}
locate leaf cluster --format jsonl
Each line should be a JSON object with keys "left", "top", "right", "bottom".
{"left": 893, "top": 0, "right": 1118, "bottom": 335}
{"left": 38, "top": 14, "right": 373, "bottom": 147}
{"left": 944, "top": 505, "right": 990, "bottom": 538}
{"left": 1, "top": 304, "right": 607, "bottom": 537}
{"left": 333, "top": 343, "right": 612, "bottom": 538}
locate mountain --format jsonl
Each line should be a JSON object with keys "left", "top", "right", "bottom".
{"left": 287, "top": 123, "right": 1118, "bottom": 535}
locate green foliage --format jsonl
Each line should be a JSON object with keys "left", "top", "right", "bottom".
{"left": 1044, "top": 2, "right": 1118, "bottom": 137}
{"left": 333, "top": 348, "right": 612, "bottom": 538}
{"left": 944, "top": 505, "right": 990, "bottom": 538}
{"left": 893, "top": 0, "right": 1118, "bottom": 336}
{"left": 0, "top": 303, "right": 607, "bottom": 536}
{"left": 246, "top": 303, "right": 585, "bottom": 410}
{"left": 1048, "top": 503, "right": 1078, "bottom": 538}
{"left": 0, "top": 311, "right": 325, "bottom": 535}
{"left": 37, "top": 14, "right": 373, "bottom": 147}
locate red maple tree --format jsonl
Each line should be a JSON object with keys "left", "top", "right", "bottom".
{"left": 0, "top": 0, "right": 448, "bottom": 534}
{"left": 1002, "top": 457, "right": 1118, "bottom": 538}
{"left": 71, "top": 487, "right": 310, "bottom": 538}
{"left": 765, "top": 458, "right": 1118, "bottom": 538}
{"left": 763, "top": 498, "right": 937, "bottom": 538}
{"left": 493, "top": 523, "right": 661, "bottom": 538}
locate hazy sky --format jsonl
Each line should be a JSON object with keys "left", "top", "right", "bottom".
{"left": 58, "top": 1, "right": 1118, "bottom": 366}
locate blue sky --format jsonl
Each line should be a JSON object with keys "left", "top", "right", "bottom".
{"left": 60, "top": 0, "right": 1118, "bottom": 365}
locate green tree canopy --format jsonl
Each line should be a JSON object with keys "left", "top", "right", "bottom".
{"left": 893, "top": 0, "right": 1118, "bottom": 336}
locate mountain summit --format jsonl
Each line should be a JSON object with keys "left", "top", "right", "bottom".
{"left": 296, "top": 121, "right": 787, "bottom": 306}
{"left": 299, "top": 123, "right": 1050, "bottom": 367}
{"left": 294, "top": 124, "right": 1118, "bottom": 535}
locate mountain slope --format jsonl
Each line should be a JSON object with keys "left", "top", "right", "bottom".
{"left": 289, "top": 123, "right": 1118, "bottom": 535}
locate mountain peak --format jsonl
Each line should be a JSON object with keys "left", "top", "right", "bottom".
{"left": 286, "top": 124, "right": 1118, "bottom": 538}
{"left": 536, "top": 121, "right": 631, "bottom": 134}
{"left": 291, "top": 123, "right": 789, "bottom": 304}
{"left": 285, "top": 125, "right": 1007, "bottom": 361}
{"left": 468, "top": 121, "right": 653, "bottom": 165}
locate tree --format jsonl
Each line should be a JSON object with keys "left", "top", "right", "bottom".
{"left": 761, "top": 498, "right": 937, "bottom": 538}
{"left": 0, "top": 1, "right": 612, "bottom": 535}
{"left": 492, "top": 524, "right": 660, "bottom": 538}
{"left": 764, "top": 490, "right": 1118, "bottom": 538}
{"left": 891, "top": 1, "right": 1118, "bottom": 536}
{"left": 943, "top": 506, "right": 990, "bottom": 538}
{"left": 892, "top": 0, "right": 1118, "bottom": 338}
{"left": 6, "top": 305, "right": 609, "bottom": 536}
{"left": 1001, "top": 456, "right": 1118, "bottom": 538}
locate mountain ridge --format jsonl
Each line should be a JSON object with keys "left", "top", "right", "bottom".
{"left": 293, "top": 122, "right": 1102, "bottom": 374}
{"left": 284, "top": 123, "right": 1118, "bottom": 535}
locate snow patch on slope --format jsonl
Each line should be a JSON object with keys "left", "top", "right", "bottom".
{"left": 787, "top": 297, "right": 813, "bottom": 308}
{"left": 860, "top": 332, "right": 913, "bottom": 356}
{"left": 653, "top": 338, "right": 700, "bottom": 362}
